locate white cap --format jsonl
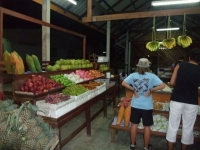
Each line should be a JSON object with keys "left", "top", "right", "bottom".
{"left": 136, "top": 58, "right": 150, "bottom": 68}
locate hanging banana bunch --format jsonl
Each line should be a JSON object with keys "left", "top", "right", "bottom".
{"left": 146, "top": 16, "right": 160, "bottom": 51}
{"left": 162, "top": 15, "right": 176, "bottom": 49}
{"left": 177, "top": 13, "right": 192, "bottom": 48}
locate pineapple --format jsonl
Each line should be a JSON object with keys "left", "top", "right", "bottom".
{"left": 0, "top": 99, "right": 13, "bottom": 110}
{"left": 35, "top": 116, "right": 44, "bottom": 125}
{"left": 34, "top": 133, "right": 49, "bottom": 150}
{"left": 20, "top": 108, "right": 32, "bottom": 121}
{"left": 0, "top": 134, "right": 9, "bottom": 145}
{"left": 6, "top": 131, "right": 19, "bottom": 145}
{"left": 24, "top": 118, "right": 37, "bottom": 129}
{"left": 21, "top": 139, "right": 36, "bottom": 150}
{"left": 0, "top": 121, "right": 7, "bottom": 134}
{"left": 0, "top": 112, "right": 7, "bottom": 122}
{"left": 4, "top": 104, "right": 18, "bottom": 112}
{"left": 34, "top": 125, "right": 57, "bottom": 150}
{"left": 27, "top": 126, "right": 42, "bottom": 139}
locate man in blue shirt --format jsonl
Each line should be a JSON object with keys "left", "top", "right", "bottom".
{"left": 122, "top": 58, "right": 165, "bottom": 150}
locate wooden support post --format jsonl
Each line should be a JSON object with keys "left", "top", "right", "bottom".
{"left": 0, "top": 10, "right": 3, "bottom": 61}
{"left": 83, "top": 36, "right": 86, "bottom": 59}
{"left": 87, "top": 0, "right": 92, "bottom": 18}
{"left": 42, "top": 0, "right": 50, "bottom": 61}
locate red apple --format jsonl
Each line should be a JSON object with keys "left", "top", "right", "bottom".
{"left": 49, "top": 83, "right": 53, "bottom": 88}
{"left": 20, "top": 86, "right": 25, "bottom": 91}
{"left": 37, "top": 82, "right": 42, "bottom": 86}
{"left": 38, "top": 75, "right": 42, "bottom": 79}
{"left": 28, "top": 82, "right": 33, "bottom": 88}
{"left": 28, "top": 87, "right": 34, "bottom": 92}
{"left": 31, "top": 75, "right": 36, "bottom": 79}
{"left": 27, "top": 79, "right": 32, "bottom": 83}
{"left": 24, "top": 86, "right": 28, "bottom": 91}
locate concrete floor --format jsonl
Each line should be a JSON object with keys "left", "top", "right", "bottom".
{"left": 60, "top": 91, "right": 200, "bottom": 150}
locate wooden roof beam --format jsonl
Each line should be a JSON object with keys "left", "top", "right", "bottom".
{"left": 33, "top": 0, "right": 106, "bottom": 35}
{"left": 82, "top": 7, "right": 200, "bottom": 22}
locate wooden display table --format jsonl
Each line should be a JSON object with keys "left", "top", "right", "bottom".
{"left": 109, "top": 75, "right": 120, "bottom": 98}
{"left": 39, "top": 84, "right": 117, "bottom": 150}
{"left": 109, "top": 88, "right": 200, "bottom": 143}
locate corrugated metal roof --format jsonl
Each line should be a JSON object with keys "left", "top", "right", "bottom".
{"left": 49, "top": 0, "right": 200, "bottom": 45}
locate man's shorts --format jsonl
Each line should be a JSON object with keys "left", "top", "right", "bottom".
{"left": 130, "top": 107, "right": 153, "bottom": 126}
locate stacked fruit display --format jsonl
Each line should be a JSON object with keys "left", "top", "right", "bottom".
{"left": 162, "top": 15, "right": 176, "bottom": 50}
{"left": 99, "top": 64, "right": 109, "bottom": 71}
{"left": 49, "top": 74, "right": 75, "bottom": 86}
{"left": 177, "top": 14, "right": 192, "bottom": 48}
{"left": 26, "top": 54, "right": 42, "bottom": 73}
{"left": 62, "top": 84, "right": 87, "bottom": 96}
{"left": 45, "top": 59, "right": 93, "bottom": 71}
{"left": 45, "top": 93, "right": 70, "bottom": 104}
{"left": 0, "top": 100, "right": 58, "bottom": 150}
{"left": 3, "top": 50, "right": 25, "bottom": 74}
{"left": 177, "top": 36, "right": 192, "bottom": 48}
{"left": 88, "top": 70, "right": 104, "bottom": 78}
{"left": 162, "top": 38, "right": 176, "bottom": 49}
{"left": 80, "top": 81, "right": 104, "bottom": 90}
{"left": 19, "top": 75, "right": 62, "bottom": 95}
{"left": 146, "top": 41, "right": 160, "bottom": 51}
{"left": 116, "top": 97, "right": 131, "bottom": 127}
{"left": 146, "top": 16, "right": 160, "bottom": 52}
{"left": 49, "top": 70, "right": 104, "bottom": 86}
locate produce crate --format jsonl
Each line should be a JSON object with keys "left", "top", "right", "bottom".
{"left": 74, "top": 91, "right": 89, "bottom": 107}
{"left": 96, "top": 82, "right": 107, "bottom": 94}
{"left": 36, "top": 97, "right": 76, "bottom": 118}
{"left": 95, "top": 78, "right": 110, "bottom": 89}
{"left": 88, "top": 88, "right": 98, "bottom": 99}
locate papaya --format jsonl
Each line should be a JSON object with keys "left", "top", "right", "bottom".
{"left": 3, "top": 50, "right": 12, "bottom": 74}
{"left": 26, "top": 54, "right": 36, "bottom": 73}
{"left": 116, "top": 106, "right": 125, "bottom": 126}
{"left": 124, "top": 105, "right": 131, "bottom": 127}
{"left": 32, "top": 55, "right": 42, "bottom": 72}
{"left": 10, "top": 52, "right": 23, "bottom": 74}
{"left": 13, "top": 51, "right": 25, "bottom": 74}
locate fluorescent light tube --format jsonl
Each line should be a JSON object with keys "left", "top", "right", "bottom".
{"left": 68, "top": 0, "right": 77, "bottom": 5}
{"left": 152, "top": 0, "right": 200, "bottom": 6}
{"left": 156, "top": 27, "right": 180, "bottom": 31}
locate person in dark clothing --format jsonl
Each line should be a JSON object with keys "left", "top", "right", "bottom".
{"left": 175, "top": 56, "right": 185, "bottom": 66}
{"left": 166, "top": 48, "right": 200, "bottom": 150}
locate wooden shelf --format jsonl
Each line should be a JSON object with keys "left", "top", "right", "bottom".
{"left": 92, "top": 62, "right": 109, "bottom": 70}
{"left": 109, "top": 90, "right": 200, "bottom": 143}
{"left": 89, "top": 55, "right": 99, "bottom": 62}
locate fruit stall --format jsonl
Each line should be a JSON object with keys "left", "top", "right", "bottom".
{"left": 0, "top": 48, "right": 120, "bottom": 150}
{"left": 109, "top": 87, "right": 200, "bottom": 142}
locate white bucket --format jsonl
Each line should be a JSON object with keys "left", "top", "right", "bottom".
{"left": 106, "top": 72, "right": 111, "bottom": 78}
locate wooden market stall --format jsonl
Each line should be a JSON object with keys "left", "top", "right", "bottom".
{"left": 109, "top": 85, "right": 200, "bottom": 142}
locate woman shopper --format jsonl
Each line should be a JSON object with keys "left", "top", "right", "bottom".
{"left": 122, "top": 58, "right": 165, "bottom": 150}
{"left": 166, "top": 48, "right": 200, "bottom": 150}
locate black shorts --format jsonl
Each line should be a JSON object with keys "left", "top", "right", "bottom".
{"left": 130, "top": 107, "right": 153, "bottom": 126}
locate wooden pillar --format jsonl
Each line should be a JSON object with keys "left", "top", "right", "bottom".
{"left": 106, "top": 20, "right": 111, "bottom": 67}
{"left": 87, "top": 0, "right": 92, "bottom": 18}
{"left": 83, "top": 37, "right": 86, "bottom": 59}
{"left": 128, "top": 42, "right": 131, "bottom": 74}
{"left": 42, "top": 0, "right": 50, "bottom": 61}
{"left": 0, "top": 10, "right": 3, "bottom": 61}
{"left": 125, "top": 31, "right": 129, "bottom": 73}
